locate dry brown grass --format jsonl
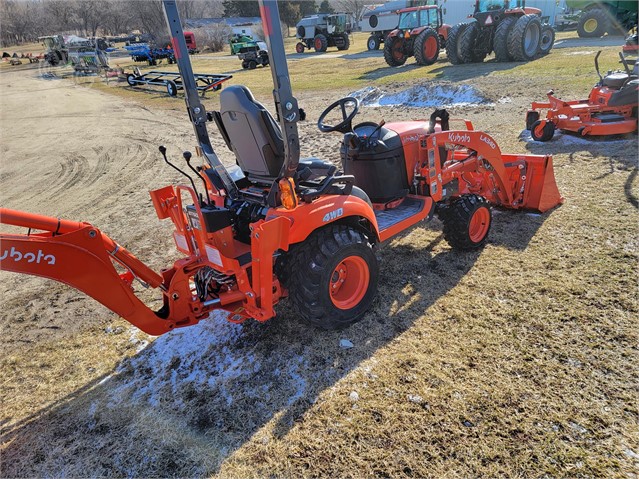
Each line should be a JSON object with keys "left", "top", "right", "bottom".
{"left": 1, "top": 31, "right": 638, "bottom": 478}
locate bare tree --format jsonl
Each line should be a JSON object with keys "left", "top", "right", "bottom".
{"left": 73, "top": 0, "right": 108, "bottom": 37}
{"left": 102, "top": 0, "right": 132, "bottom": 36}
{"left": 129, "top": 0, "right": 170, "bottom": 45}
{"left": 334, "top": 0, "right": 375, "bottom": 21}
{"left": 192, "top": 23, "right": 232, "bottom": 52}
{"left": 45, "top": 0, "right": 78, "bottom": 33}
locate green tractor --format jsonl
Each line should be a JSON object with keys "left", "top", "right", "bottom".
{"left": 566, "top": 0, "right": 638, "bottom": 37}
{"left": 230, "top": 33, "right": 259, "bottom": 55}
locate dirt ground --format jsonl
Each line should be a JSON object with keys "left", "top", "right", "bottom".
{"left": 1, "top": 44, "right": 638, "bottom": 478}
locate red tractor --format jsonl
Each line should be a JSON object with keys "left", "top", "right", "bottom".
{"left": 0, "top": 0, "right": 563, "bottom": 336}
{"left": 527, "top": 51, "right": 638, "bottom": 141}
{"left": 446, "top": 0, "right": 554, "bottom": 64}
{"left": 384, "top": 5, "right": 450, "bottom": 67}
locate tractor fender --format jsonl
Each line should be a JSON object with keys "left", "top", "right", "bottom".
{"left": 266, "top": 194, "right": 380, "bottom": 245}
{"left": 386, "top": 29, "right": 401, "bottom": 39}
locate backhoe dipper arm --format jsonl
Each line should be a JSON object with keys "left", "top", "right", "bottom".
{"left": 162, "top": 0, "right": 239, "bottom": 199}
{"left": 258, "top": 0, "right": 301, "bottom": 178}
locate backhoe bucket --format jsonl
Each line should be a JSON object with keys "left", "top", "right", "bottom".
{"left": 520, "top": 154, "right": 563, "bottom": 212}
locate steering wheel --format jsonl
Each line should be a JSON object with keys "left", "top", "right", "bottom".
{"left": 317, "top": 97, "right": 360, "bottom": 133}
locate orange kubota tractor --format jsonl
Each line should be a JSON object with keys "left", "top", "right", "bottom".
{"left": 527, "top": 51, "right": 638, "bottom": 141}
{"left": 0, "top": 0, "right": 563, "bottom": 335}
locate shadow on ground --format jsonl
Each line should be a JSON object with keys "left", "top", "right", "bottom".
{"left": 1, "top": 211, "right": 554, "bottom": 477}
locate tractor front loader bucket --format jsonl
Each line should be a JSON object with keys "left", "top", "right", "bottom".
{"left": 516, "top": 154, "right": 564, "bottom": 213}
{"left": 0, "top": 208, "right": 181, "bottom": 335}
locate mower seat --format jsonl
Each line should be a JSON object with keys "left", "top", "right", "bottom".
{"left": 608, "top": 79, "right": 639, "bottom": 107}
{"left": 219, "top": 85, "right": 332, "bottom": 183}
{"left": 603, "top": 72, "right": 630, "bottom": 89}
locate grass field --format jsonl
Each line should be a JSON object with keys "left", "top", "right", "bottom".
{"left": 1, "top": 29, "right": 638, "bottom": 478}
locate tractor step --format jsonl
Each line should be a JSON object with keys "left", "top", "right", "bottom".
{"left": 375, "top": 196, "right": 433, "bottom": 242}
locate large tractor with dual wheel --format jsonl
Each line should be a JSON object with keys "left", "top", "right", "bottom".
{"left": 384, "top": 5, "right": 451, "bottom": 67}
{"left": 0, "top": 0, "right": 563, "bottom": 336}
{"left": 446, "top": 0, "right": 555, "bottom": 64}
{"left": 566, "top": 0, "right": 638, "bottom": 38}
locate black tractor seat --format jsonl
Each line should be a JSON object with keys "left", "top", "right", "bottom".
{"left": 217, "top": 85, "right": 334, "bottom": 184}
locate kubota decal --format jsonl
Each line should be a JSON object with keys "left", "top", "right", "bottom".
{"left": 402, "top": 134, "right": 420, "bottom": 145}
{"left": 0, "top": 247, "right": 56, "bottom": 265}
{"left": 448, "top": 132, "right": 471, "bottom": 143}
{"left": 322, "top": 208, "right": 344, "bottom": 222}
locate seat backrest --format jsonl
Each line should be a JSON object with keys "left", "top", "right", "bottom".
{"left": 219, "top": 85, "right": 284, "bottom": 180}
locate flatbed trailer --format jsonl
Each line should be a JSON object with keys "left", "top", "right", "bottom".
{"left": 125, "top": 69, "right": 233, "bottom": 97}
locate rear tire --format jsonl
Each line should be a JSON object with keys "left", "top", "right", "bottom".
{"left": 337, "top": 33, "right": 350, "bottom": 51}
{"left": 446, "top": 22, "right": 469, "bottom": 65}
{"left": 287, "top": 225, "right": 379, "bottom": 330}
{"left": 508, "top": 14, "right": 542, "bottom": 61}
{"left": 439, "top": 195, "right": 492, "bottom": 250}
{"left": 414, "top": 28, "right": 440, "bottom": 66}
{"left": 493, "top": 16, "right": 517, "bottom": 62}
{"left": 384, "top": 36, "right": 407, "bottom": 66}
{"left": 314, "top": 33, "right": 328, "bottom": 52}
{"left": 531, "top": 119, "right": 555, "bottom": 141}
{"left": 538, "top": 24, "right": 555, "bottom": 55}
{"left": 577, "top": 8, "right": 609, "bottom": 38}
{"left": 458, "top": 22, "right": 487, "bottom": 63}
{"left": 367, "top": 35, "right": 380, "bottom": 50}
{"left": 248, "top": 60, "right": 257, "bottom": 69}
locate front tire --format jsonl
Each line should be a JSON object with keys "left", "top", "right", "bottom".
{"left": 538, "top": 23, "right": 555, "bottom": 55}
{"left": 287, "top": 225, "right": 379, "bottom": 330}
{"left": 531, "top": 119, "right": 555, "bottom": 141}
{"left": 367, "top": 35, "right": 380, "bottom": 50}
{"left": 414, "top": 28, "right": 440, "bottom": 65}
{"left": 314, "top": 34, "right": 328, "bottom": 52}
{"left": 295, "top": 42, "right": 305, "bottom": 54}
{"left": 439, "top": 195, "right": 492, "bottom": 250}
{"left": 384, "top": 36, "right": 407, "bottom": 66}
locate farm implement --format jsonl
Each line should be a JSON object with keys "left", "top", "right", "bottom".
{"left": 0, "top": 0, "right": 563, "bottom": 336}
{"left": 125, "top": 68, "right": 232, "bottom": 97}
{"left": 125, "top": 44, "right": 175, "bottom": 66}
{"left": 527, "top": 51, "right": 638, "bottom": 141}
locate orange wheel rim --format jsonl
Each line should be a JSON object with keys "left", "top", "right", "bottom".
{"left": 329, "top": 256, "right": 370, "bottom": 310}
{"left": 424, "top": 36, "right": 437, "bottom": 59}
{"left": 315, "top": 38, "right": 322, "bottom": 50}
{"left": 534, "top": 122, "right": 546, "bottom": 137}
{"left": 468, "top": 207, "right": 490, "bottom": 243}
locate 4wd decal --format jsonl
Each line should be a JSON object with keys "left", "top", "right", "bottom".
{"left": 322, "top": 208, "right": 344, "bottom": 222}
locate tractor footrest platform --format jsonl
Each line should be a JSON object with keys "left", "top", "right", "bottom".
{"left": 592, "top": 113, "right": 627, "bottom": 123}
{"left": 375, "top": 197, "right": 425, "bottom": 231}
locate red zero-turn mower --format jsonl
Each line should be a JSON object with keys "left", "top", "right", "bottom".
{"left": 0, "top": 0, "right": 563, "bottom": 336}
{"left": 526, "top": 51, "right": 638, "bottom": 141}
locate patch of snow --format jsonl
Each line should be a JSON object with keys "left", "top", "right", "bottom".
{"left": 340, "top": 339, "right": 354, "bottom": 349}
{"left": 407, "top": 394, "right": 423, "bottom": 404}
{"left": 349, "top": 391, "right": 360, "bottom": 402}
{"left": 350, "top": 83, "right": 492, "bottom": 108}
{"left": 564, "top": 50, "right": 596, "bottom": 55}
{"left": 498, "top": 97, "right": 513, "bottom": 104}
